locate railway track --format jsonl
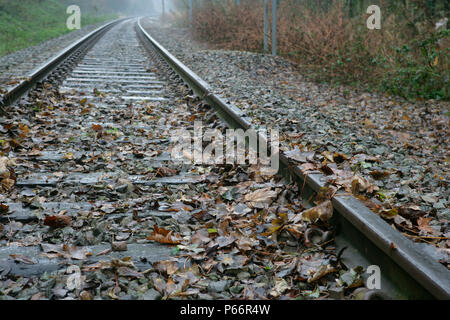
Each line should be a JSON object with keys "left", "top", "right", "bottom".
{"left": 0, "top": 18, "right": 448, "bottom": 300}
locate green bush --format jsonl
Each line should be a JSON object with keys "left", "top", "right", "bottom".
{"left": 382, "top": 29, "right": 449, "bottom": 100}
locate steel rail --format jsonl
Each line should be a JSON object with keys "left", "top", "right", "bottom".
{"left": 0, "top": 18, "right": 126, "bottom": 112}
{"left": 136, "top": 18, "right": 450, "bottom": 300}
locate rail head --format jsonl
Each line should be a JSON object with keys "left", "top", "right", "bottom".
{"left": 0, "top": 18, "right": 127, "bottom": 110}
{"left": 137, "top": 17, "right": 450, "bottom": 299}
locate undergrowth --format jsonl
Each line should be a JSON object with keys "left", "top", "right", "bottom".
{"left": 172, "top": 0, "right": 449, "bottom": 101}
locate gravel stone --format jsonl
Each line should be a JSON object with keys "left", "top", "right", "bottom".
{"left": 139, "top": 288, "right": 162, "bottom": 300}
{"left": 207, "top": 280, "right": 230, "bottom": 293}
{"left": 141, "top": 18, "right": 449, "bottom": 255}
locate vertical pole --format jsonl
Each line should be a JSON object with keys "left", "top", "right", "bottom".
{"left": 272, "top": 0, "right": 277, "bottom": 56}
{"left": 264, "top": 0, "right": 269, "bottom": 53}
{"left": 189, "top": 0, "right": 193, "bottom": 23}
{"left": 162, "top": 0, "right": 165, "bottom": 22}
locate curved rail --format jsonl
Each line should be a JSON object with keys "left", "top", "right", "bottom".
{"left": 136, "top": 18, "right": 450, "bottom": 300}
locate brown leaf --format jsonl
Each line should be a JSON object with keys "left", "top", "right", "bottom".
{"left": 91, "top": 124, "right": 102, "bottom": 131}
{"left": 80, "top": 291, "right": 93, "bottom": 300}
{"left": 315, "top": 186, "right": 337, "bottom": 204}
{"left": 307, "top": 264, "right": 336, "bottom": 283}
{"left": 146, "top": 225, "right": 182, "bottom": 245}
{"left": 320, "top": 164, "right": 334, "bottom": 175}
{"left": 155, "top": 166, "right": 178, "bottom": 177}
{"left": 379, "top": 208, "right": 398, "bottom": 220}
{"left": 18, "top": 124, "right": 30, "bottom": 138}
{"left": 133, "top": 151, "right": 144, "bottom": 158}
{"left": 370, "top": 170, "right": 390, "bottom": 180}
{"left": 351, "top": 175, "right": 370, "bottom": 194}
{"left": 153, "top": 260, "right": 179, "bottom": 275}
{"left": 300, "top": 163, "right": 317, "bottom": 172}
{"left": 62, "top": 244, "right": 88, "bottom": 260}
{"left": 398, "top": 206, "right": 426, "bottom": 223}
{"left": 1, "top": 178, "right": 15, "bottom": 191}
{"left": 262, "top": 212, "right": 288, "bottom": 236}
{"left": 364, "top": 118, "right": 376, "bottom": 128}
{"left": 111, "top": 241, "right": 128, "bottom": 252}
{"left": 190, "top": 229, "right": 211, "bottom": 246}
{"left": 10, "top": 254, "right": 36, "bottom": 264}
{"left": 333, "top": 152, "right": 348, "bottom": 163}
{"left": 44, "top": 215, "right": 72, "bottom": 228}
{"left": 245, "top": 188, "right": 278, "bottom": 208}
{"left": 0, "top": 156, "right": 12, "bottom": 178}
{"left": 417, "top": 217, "right": 434, "bottom": 234}
{"left": 0, "top": 203, "right": 9, "bottom": 214}
{"left": 28, "top": 148, "right": 42, "bottom": 157}
{"left": 301, "top": 200, "right": 333, "bottom": 223}
{"left": 63, "top": 152, "right": 74, "bottom": 160}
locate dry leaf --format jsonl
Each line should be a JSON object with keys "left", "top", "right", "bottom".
{"left": 370, "top": 170, "right": 390, "bottom": 180}
{"left": 301, "top": 201, "right": 333, "bottom": 223}
{"left": 28, "top": 148, "right": 42, "bottom": 157}
{"left": 10, "top": 254, "right": 36, "bottom": 264}
{"left": 0, "top": 203, "right": 9, "bottom": 213}
{"left": 417, "top": 217, "right": 434, "bottom": 234}
{"left": 112, "top": 241, "right": 128, "bottom": 252}
{"left": 44, "top": 215, "right": 72, "bottom": 228}
{"left": 245, "top": 188, "right": 278, "bottom": 208}
{"left": 153, "top": 260, "right": 179, "bottom": 275}
{"left": 146, "top": 225, "right": 182, "bottom": 245}
{"left": 91, "top": 124, "right": 103, "bottom": 131}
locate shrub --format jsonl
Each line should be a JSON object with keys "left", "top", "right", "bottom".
{"left": 179, "top": 0, "right": 449, "bottom": 101}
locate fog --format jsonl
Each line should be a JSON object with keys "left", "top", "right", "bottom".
{"left": 67, "top": 0, "right": 182, "bottom": 16}
{"left": 111, "top": 0, "right": 181, "bottom": 16}
{"left": 152, "top": 0, "right": 180, "bottom": 16}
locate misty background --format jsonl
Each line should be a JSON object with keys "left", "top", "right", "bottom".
{"left": 62, "top": 0, "right": 180, "bottom": 16}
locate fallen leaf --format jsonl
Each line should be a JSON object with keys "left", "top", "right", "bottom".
{"left": 0, "top": 203, "right": 9, "bottom": 213}
{"left": 245, "top": 188, "right": 278, "bottom": 208}
{"left": 44, "top": 215, "right": 72, "bottom": 228}
{"left": 62, "top": 244, "right": 88, "bottom": 260}
{"left": 370, "top": 170, "right": 390, "bottom": 180}
{"left": 146, "top": 225, "right": 182, "bottom": 245}
{"left": 333, "top": 152, "right": 348, "bottom": 163}
{"left": 63, "top": 152, "right": 74, "bottom": 160}
{"left": 307, "top": 264, "right": 336, "bottom": 283}
{"left": 417, "top": 217, "right": 434, "bottom": 234}
{"left": 351, "top": 175, "right": 371, "bottom": 194}
{"left": 153, "top": 260, "right": 179, "bottom": 275}
{"left": 111, "top": 241, "right": 128, "bottom": 252}
{"left": 285, "top": 148, "right": 315, "bottom": 163}
{"left": 268, "top": 279, "right": 289, "bottom": 298}
{"left": 10, "top": 254, "right": 36, "bottom": 264}
{"left": 92, "top": 124, "right": 102, "bottom": 131}
{"left": 301, "top": 201, "right": 333, "bottom": 223}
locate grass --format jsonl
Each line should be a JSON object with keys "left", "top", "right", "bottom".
{"left": 0, "top": 0, "right": 117, "bottom": 57}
